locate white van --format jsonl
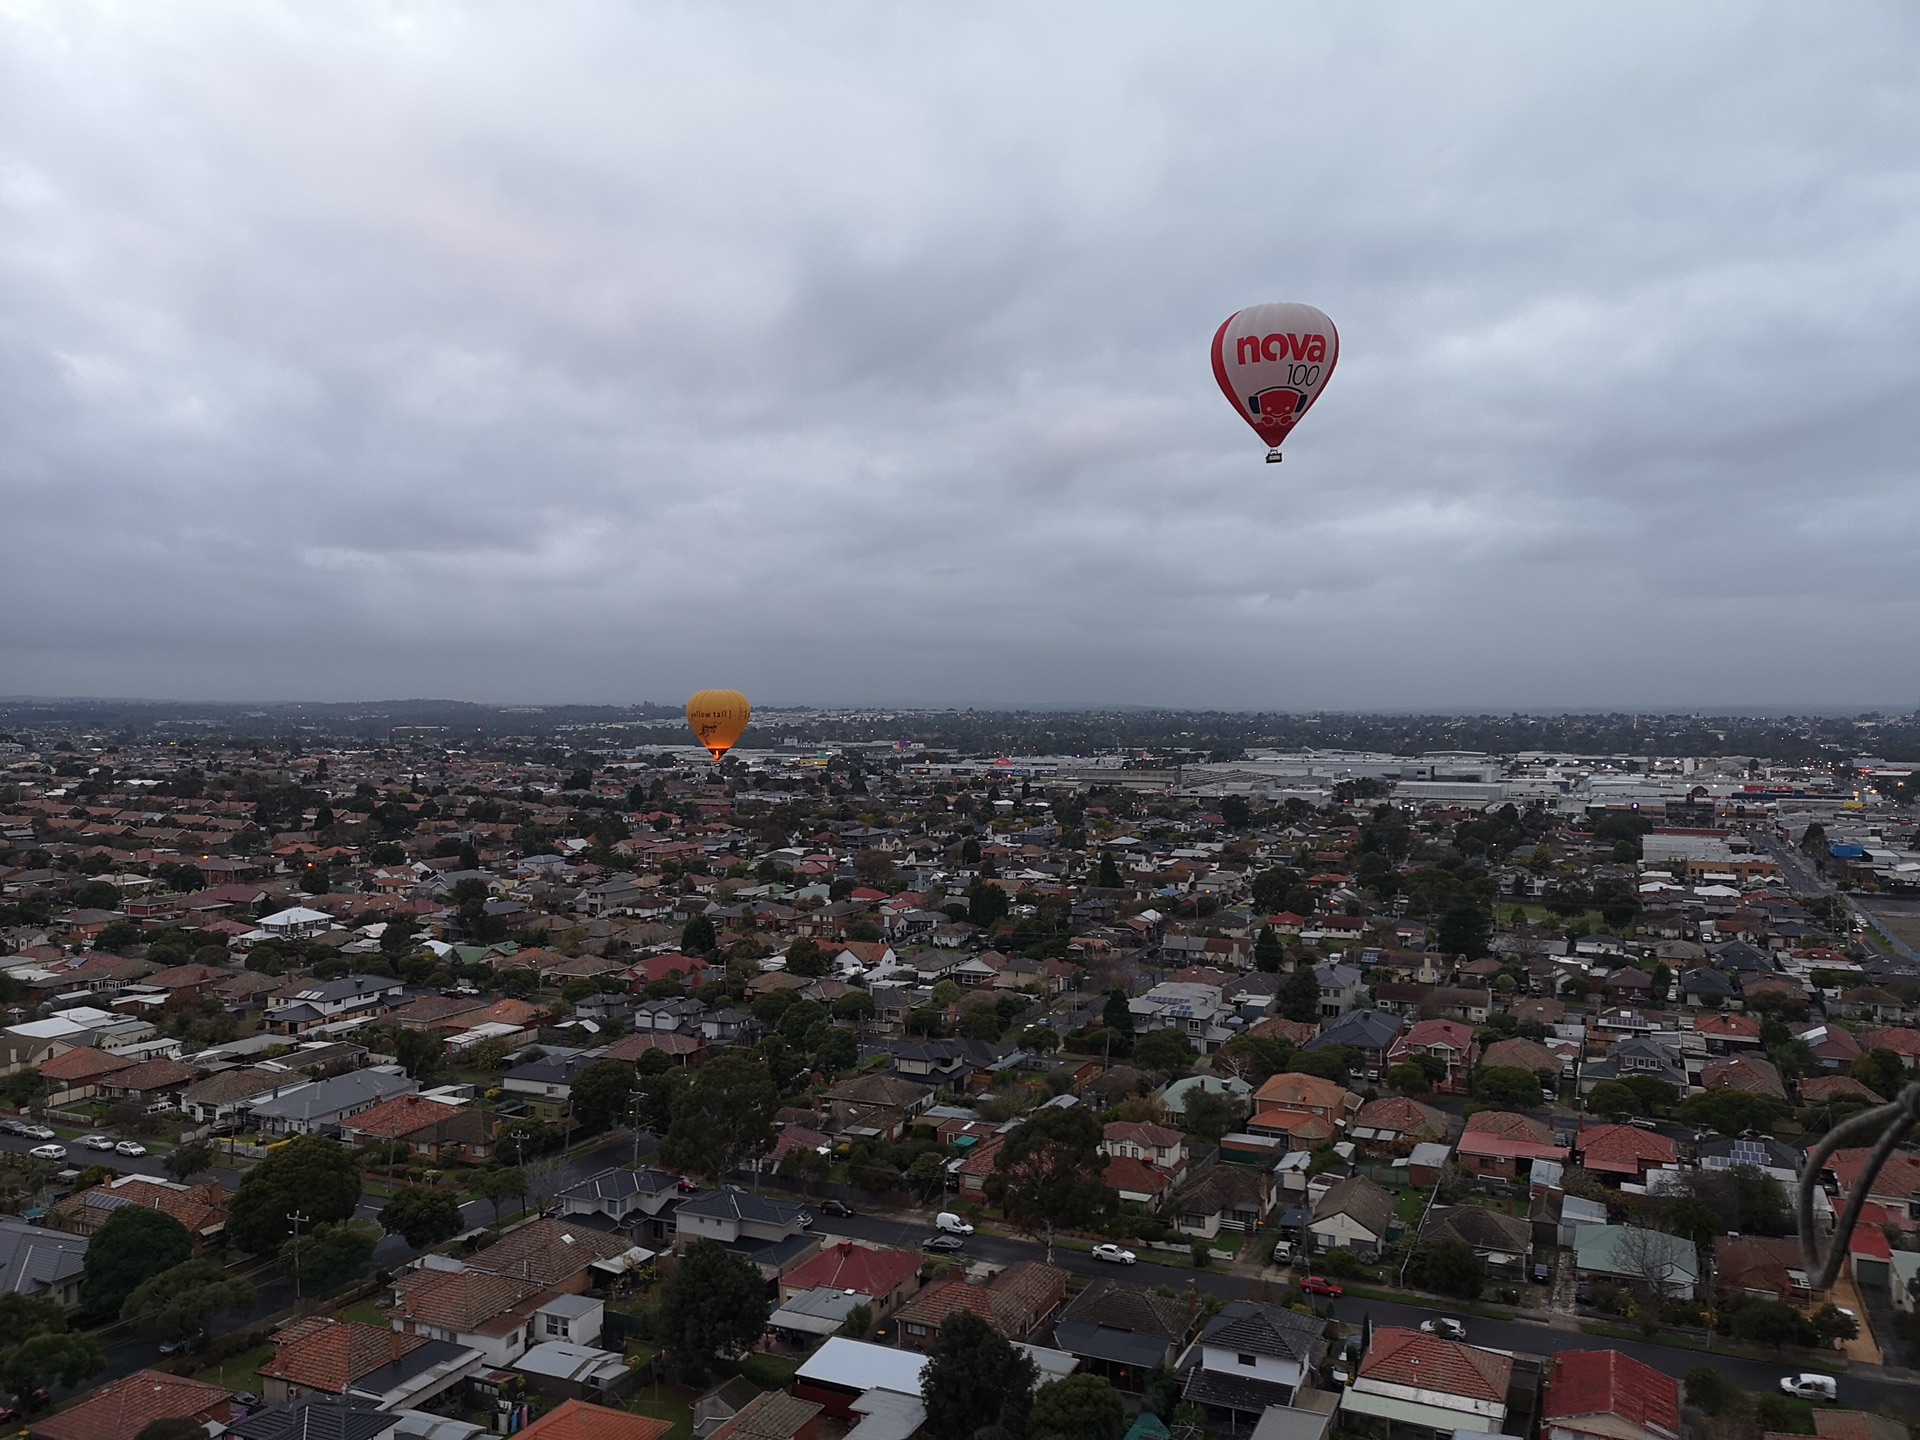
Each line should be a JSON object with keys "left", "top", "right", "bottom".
{"left": 935, "top": 1212, "right": 975, "bottom": 1235}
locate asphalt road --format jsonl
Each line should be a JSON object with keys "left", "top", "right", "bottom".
{"left": 812, "top": 1211, "right": 1920, "bottom": 1407}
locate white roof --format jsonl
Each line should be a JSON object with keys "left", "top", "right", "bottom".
{"left": 512, "top": 1341, "right": 629, "bottom": 1382}
{"left": 259, "top": 906, "right": 336, "bottom": 926}
{"left": 794, "top": 1337, "right": 927, "bottom": 1397}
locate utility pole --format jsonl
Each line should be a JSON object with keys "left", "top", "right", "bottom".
{"left": 287, "top": 1210, "right": 310, "bottom": 1300}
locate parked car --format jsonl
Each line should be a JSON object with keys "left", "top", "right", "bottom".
{"left": 27, "top": 1144, "right": 65, "bottom": 1161}
{"left": 1575, "top": 1281, "right": 1593, "bottom": 1304}
{"left": 234, "top": 1391, "right": 259, "bottom": 1408}
{"left": 1091, "top": 1244, "right": 1137, "bottom": 1265}
{"left": 0, "top": 1120, "right": 26, "bottom": 1136}
{"left": 935, "top": 1212, "right": 976, "bottom": 1235}
{"left": 80, "top": 1135, "right": 115, "bottom": 1151}
{"left": 1272, "top": 1240, "right": 1295, "bottom": 1266}
{"left": 115, "top": 1140, "right": 148, "bottom": 1156}
{"left": 20, "top": 1125, "right": 56, "bottom": 1141}
{"left": 818, "top": 1199, "right": 855, "bottom": 1218}
{"left": 1530, "top": 1262, "right": 1550, "bottom": 1284}
{"left": 1300, "top": 1276, "right": 1344, "bottom": 1297}
{"left": 1419, "top": 1318, "right": 1467, "bottom": 1340}
{"left": 1780, "top": 1375, "right": 1837, "bottom": 1401}
{"left": 922, "top": 1235, "right": 966, "bottom": 1253}
{"left": 157, "top": 1338, "right": 191, "bottom": 1356}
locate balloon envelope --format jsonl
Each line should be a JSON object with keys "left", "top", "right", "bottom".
{"left": 686, "top": 689, "right": 751, "bottom": 762}
{"left": 1210, "top": 303, "right": 1339, "bottom": 459}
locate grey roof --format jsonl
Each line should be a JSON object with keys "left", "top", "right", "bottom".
{"left": 537, "top": 1293, "right": 600, "bottom": 1319}
{"left": 248, "top": 1067, "right": 416, "bottom": 1123}
{"left": 278, "top": 976, "right": 402, "bottom": 1004}
{"left": 230, "top": 1396, "right": 395, "bottom": 1440}
{"left": 511, "top": 1340, "right": 630, "bottom": 1383}
{"left": 1418, "top": 1204, "right": 1530, "bottom": 1254}
{"left": 1182, "top": 1365, "right": 1299, "bottom": 1414}
{"left": 676, "top": 1186, "right": 810, "bottom": 1226}
{"left": 1052, "top": 1321, "right": 1178, "bottom": 1369}
{"left": 560, "top": 1166, "right": 679, "bottom": 1203}
{"left": 1055, "top": 1278, "right": 1192, "bottom": 1342}
{"left": 0, "top": 1217, "right": 88, "bottom": 1296}
{"left": 1199, "top": 1301, "right": 1325, "bottom": 1363}
{"left": 1306, "top": 1008, "right": 1400, "bottom": 1052}
{"left": 347, "top": 1338, "right": 477, "bottom": 1403}
{"left": 504, "top": 1053, "right": 600, "bottom": 1086}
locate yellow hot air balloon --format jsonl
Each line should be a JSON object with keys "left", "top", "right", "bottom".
{"left": 686, "top": 689, "right": 751, "bottom": 763}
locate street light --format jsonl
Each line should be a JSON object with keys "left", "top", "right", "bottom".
{"left": 287, "top": 1210, "right": 310, "bottom": 1300}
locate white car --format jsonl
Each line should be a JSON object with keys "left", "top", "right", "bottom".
{"left": 1419, "top": 1318, "right": 1467, "bottom": 1340}
{"left": 115, "top": 1140, "right": 148, "bottom": 1157}
{"left": 28, "top": 1143, "right": 66, "bottom": 1161}
{"left": 1780, "top": 1374, "right": 1838, "bottom": 1401}
{"left": 80, "top": 1135, "right": 115, "bottom": 1151}
{"left": 1091, "top": 1244, "right": 1137, "bottom": 1265}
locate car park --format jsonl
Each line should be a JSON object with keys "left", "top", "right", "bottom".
{"left": 1300, "top": 1276, "right": 1344, "bottom": 1297}
{"left": 80, "top": 1135, "right": 115, "bottom": 1151}
{"left": 922, "top": 1234, "right": 966, "bottom": 1253}
{"left": 1091, "top": 1244, "right": 1137, "bottom": 1265}
{"left": 1419, "top": 1318, "right": 1467, "bottom": 1340}
{"left": 115, "top": 1140, "right": 149, "bottom": 1156}
{"left": 1780, "top": 1375, "right": 1838, "bottom": 1401}
{"left": 27, "top": 1144, "right": 65, "bottom": 1161}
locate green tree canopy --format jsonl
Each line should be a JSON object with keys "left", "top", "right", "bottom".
{"left": 572, "top": 1058, "right": 638, "bottom": 1131}
{"left": 1101, "top": 989, "right": 1135, "bottom": 1039}
{"left": 1029, "top": 1373, "right": 1126, "bottom": 1440}
{"left": 121, "top": 1258, "right": 255, "bottom": 1341}
{"left": 1675, "top": 1088, "right": 1789, "bottom": 1135}
{"left": 1131, "top": 1029, "right": 1194, "bottom": 1077}
{"left": 985, "top": 1106, "right": 1118, "bottom": 1262}
{"left": 1178, "top": 1088, "right": 1247, "bottom": 1144}
{"left": 228, "top": 1134, "right": 363, "bottom": 1253}
{"left": 1405, "top": 1238, "right": 1484, "bottom": 1299}
{"left": 379, "top": 1187, "right": 465, "bottom": 1248}
{"left": 1471, "top": 1066, "right": 1542, "bottom": 1108}
{"left": 656, "top": 1240, "right": 770, "bottom": 1376}
{"left": 80, "top": 1205, "right": 193, "bottom": 1317}
{"left": 284, "top": 1220, "right": 379, "bottom": 1294}
{"left": 1278, "top": 963, "right": 1320, "bottom": 1023}
{"left": 921, "top": 1311, "right": 1038, "bottom": 1440}
{"left": 967, "top": 881, "right": 1010, "bottom": 929}
{"left": 660, "top": 1055, "right": 780, "bottom": 1184}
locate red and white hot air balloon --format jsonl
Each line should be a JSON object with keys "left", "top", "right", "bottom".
{"left": 1210, "top": 303, "right": 1339, "bottom": 462}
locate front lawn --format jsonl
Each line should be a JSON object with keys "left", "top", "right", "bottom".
{"left": 191, "top": 1340, "right": 276, "bottom": 1397}
{"left": 627, "top": 1384, "right": 696, "bottom": 1440}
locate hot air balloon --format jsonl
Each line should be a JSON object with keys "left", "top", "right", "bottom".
{"left": 686, "top": 689, "right": 750, "bottom": 763}
{"left": 1211, "top": 303, "right": 1339, "bottom": 462}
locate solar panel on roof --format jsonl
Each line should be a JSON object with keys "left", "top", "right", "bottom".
{"left": 1730, "top": 1139, "right": 1771, "bottom": 1167}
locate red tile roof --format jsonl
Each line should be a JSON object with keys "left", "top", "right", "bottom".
{"left": 31, "top": 1369, "right": 232, "bottom": 1440}
{"left": 517, "top": 1400, "right": 675, "bottom": 1440}
{"left": 1360, "top": 1326, "right": 1513, "bottom": 1402}
{"left": 1543, "top": 1348, "right": 1680, "bottom": 1440}
{"left": 780, "top": 1240, "right": 921, "bottom": 1301}
{"left": 36, "top": 1046, "right": 136, "bottom": 1083}
{"left": 258, "top": 1318, "right": 427, "bottom": 1394}
{"left": 1575, "top": 1124, "right": 1678, "bottom": 1175}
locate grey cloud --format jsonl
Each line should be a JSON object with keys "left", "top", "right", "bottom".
{"left": 1, "top": 2, "right": 1918, "bottom": 709}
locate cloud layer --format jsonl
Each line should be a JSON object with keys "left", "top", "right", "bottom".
{"left": 3, "top": 2, "right": 1917, "bottom": 709}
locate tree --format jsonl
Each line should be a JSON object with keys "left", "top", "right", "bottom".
{"left": 1385, "top": 1063, "right": 1430, "bottom": 1095}
{"left": 1278, "top": 963, "right": 1320, "bottom": 1023}
{"left": 572, "top": 1058, "right": 637, "bottom": 1132}
{"left": 391, "top": 1027, "right": 445, "bottom": 1082}
{"left": 468, "top": 1166, "right": 527, "bottom": 1222}
{"left": 283, "top": 1220, "right": 379, "bottom": 1294}
{"left": 1659, "top": 1198, "right": 1722, "bottom": 1249}
{"left": 1731, "top": 1299, "right": 1818, "bottom": 1348}
{"left": 1471, "top": 1066, "right": 1542, "bottom": 1108}
{"left": 1406, "top": 1239, "right": 1484, "bottom": 1299}
{"left": 1102, "top": 989, "right": 1135, "bottom": 1039}
{"left": 120, "top": 1258, "right": 255, "bottom": 1341}
{"left": 656, "top": 1240, "right": 769, "bottom": 1375}
{"left": 1852, "top": 1048, "right": 1907, "bottom": 1099}
{"left": 1675, "top": 1088, "right": 1788, "bottom": 1134}
{"left": 681, "top": 914, "right": 718, "bottom": 954}
{"left": 140, "top": 1421, "right": 214, "bottom": 1440}
{"left": 985, "top": 1106, "right": 1118, "bottom": 1263}
{"left": 1096, "top": 852, "right": 1122, "bottom": 889}
{"left": 81, "top": 1206, "right": 194, "bottom": 1317}
{"left": 380, "top": 913, "right": 421, "bottom": 957}
{"left": 921, "top": 1311, "right": 1038, "bottom": 1440}
{"left": 1178, "top": 1089, "right": 1247, "bottom": 1144}
{"left": 786, "top": 937, "right": 827, "bottom": 977}
{"left": 1219, "top": 796, "right": 1252, "bottom": 829}
{"left": 839, "top": 1302, "right": 874, "bottom": 1338}
{"left": 1251, "top": 867, "right": 1302, "bottom": 914}
{"left": 1437, "top": 902, "right": 1491, "bottom": 959}
{"left": 379, "top": 1187, "right": 464, "bottom": 1248}
{"left": 1253, "top": 926, "right": 1285, "bottom": 973}
{"left": 0, "top": 1331, "right": 103, "bottom": 1402}
{"left": 1685, "top": 1365, "right": 1737, "bottom": 1417}
{"left": 660, "top": 1055, "right": 780, "bottom": 1184}
{"left": 1811, "top": 1303, "right": 1860, "bottom": 1346}
{"left": 811, "top": 1027, "right": 860, "bottom": 1074}
{"left": 228, "top": 1134, "right": 362, "bottom": 1253}
{"left": 832, "top": 991, "right": 875, "bottom": 1028}
{"left": 1650, "top": 962, "right": 1672, "bottom": 1004}
{"left": 967, "top": 881, "right": 1010, "bottom": 929}
{"left": 161, "top": 1140, "right": 214, "bottom": 1184}
{"left": 1131, "top": 1029, "right": 1194, "bottom": 1077}
{"left": 1029, "top": 1373, "right": 1126, "bottom": 1440}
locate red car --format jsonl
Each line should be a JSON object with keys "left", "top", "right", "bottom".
{"left": 1300, "top": 1276, "right": 1344, "bottom": 1297}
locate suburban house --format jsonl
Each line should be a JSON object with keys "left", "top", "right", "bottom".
{"left": 673, "top": 1189, "right": 817, "bottom": 1276}
{"left": 29, "top": 1370, "right": 233, "bottom": 1440}
{"left": 256, "top": 1317, "right": 481, "bottom": 1412}
{"left": 465, "top": 1218, "right": 648, "bottom": 1294}
{"left": 385, "top": 1266, "right": 553, "bottom": 1367}
{"left": 1540, "top": 1350, "right": 1680, "bottom": 1440}
{"left": 1305, "top": 1009, "right": 1403, "bottom": 1081}
{"left": 338, "top": 1093, "right": 494, "bottom": 1163}
{"left": 1309, "top": 1175, "right": 1395, "bottom": 1258}
{"left": 247, "top": 1067, "right": 418, "bottom": 1137}
{"left": 778, "top": 1241, "right": 922, "bottom": 1323}
{"left": 1340, "top": 1326, "right": 1515, "bottom": 1438}
{"left": 559, "top": 1167, "right": 685, "bottom": 1243}
{"left": 1418, "top": 1206, "right": 1531, "bottom": 1271}
{"left": 47, "top": 1173, "right": 229, "bottom": 1248}
{"left": 1713, "top": 1235, "right": 1812, "bottom": 1303}
{"left": 1050, "top": 1279, "right": 1196, "bottom": 1391}
{"left": 1171, "top": 1166, "right": 1273, "bottom": 1240}
{"left": 1349, "top": 1096, "right": 1451, "bottom": 1154}
{"left": 1180, "top": 1300, "right": 1327, "bottom": 1424}
{"left": 0, "top": 1216, "right": 90, "bottom": 1307}
{"left": 1101, "top": 1122, "right": 1189, "bottom": 1174}
{"left": 1385, "top": 1018, "right": 1479, "bottom": 1094}
{"left": 893, "top": 1260, "right": 1069, "bottom": 1351}
{"left": 264, "top": 975, "right": 406, "bottom": 1034}
{"left": 1572, "top": 1226, "right": 1699, "bottom": 1299}
{"left": 1248, "top": 1072, "right": 1360, "bottom": 1146}
{"left": 1572, "top": 1125, "right": 1680, "bottom": 1185}
{"left": 1455, "top": 1111, "right": 1567, "bottom": 1181}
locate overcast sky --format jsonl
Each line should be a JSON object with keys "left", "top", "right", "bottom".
{"left": 3, "top": 4, "right": 1917, "bottom": 712}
